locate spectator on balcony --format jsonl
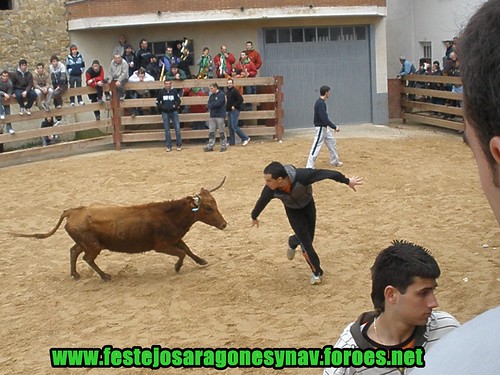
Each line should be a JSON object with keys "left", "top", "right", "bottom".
{"left": 33, "top": 62, "right": 53, "bottom": 112}
{"left": 214, "top": 45, "right": 236, "bottom": 79}
{"left": 128, "top": 67, "right": 154, "bottom": 118}
{"left": 146, "top": 55, "right": 161, "bottom": 81}
{"left": 113, "top": 34, "right": 128, "bottom": 57}
{"left": 66, "top": 44, "right": 85, "bottom": 106}
{"left": 135, "top": 39, "right": 153, "bottom": 70}
{"left": 234, "top": 50, "right": 257, "bottom": 112}
{"left": 196, "top": 47, "right": 213, "bottom": 79}
{"left": 11, "top": 59, "right": 37, "bottom": 116}
{"left": 105, "top": 53, "right": 129, "bottom": 101}
{"left": 244, "top": 41, "right": 261, "bottom": 111}
{"left": 122, "top": 44, "right": 136, "bottom": 77}
{"left": 0, "top": 70, "right": 15, "bottom": 134}
{"left": 85, "top": 60, "right": 105, "bottom": 121}
{"left": 159, "top": 46, "right": 180, "bottom": 80}
{"left": 49, "top": 54, "right": 67, "bottom": 124}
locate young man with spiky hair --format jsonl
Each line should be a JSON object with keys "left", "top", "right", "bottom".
{"left": 324, "top": 240, "right": 459, "bottom": 374}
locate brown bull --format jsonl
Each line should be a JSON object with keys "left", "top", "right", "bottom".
{"left": 11, "top": 178, "right": 227, "bottom": 281}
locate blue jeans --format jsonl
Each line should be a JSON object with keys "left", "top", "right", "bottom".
{"left": 162, "top": 111, "right": 182, "bottom": 148}
{"left": 14, "top": 88, "right": 37, "bottom": 109}
{"left": 228, "top": 109, "right": 248, "bottom": 145}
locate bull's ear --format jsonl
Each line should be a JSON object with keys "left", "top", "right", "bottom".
{"left": 191, "top": 195, "right": 201, "bottom": 212}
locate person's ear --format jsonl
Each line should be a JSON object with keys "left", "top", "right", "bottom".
{"left": 384, "top": 286, "right": 398, "bottom": 305}
{"left": 489, "top": 136, "right": 500, "bottom": 164}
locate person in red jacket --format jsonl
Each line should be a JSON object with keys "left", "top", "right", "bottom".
{"left": 85, "top": 60, "right": 105, "bottom": 120}
{"left": 213, "top": 45, "right": 236, "bottom": 78}
{"left": 245, "top": 41, "right": 262, "bottom": 72}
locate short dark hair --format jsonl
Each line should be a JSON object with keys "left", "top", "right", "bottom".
{"left": 209, "top": 82, "right": 219, "bottom": 90}
{"left": 461, "top": 0, "right": 500, "bottom": 173}
{"left": 92, "top": 59, "right": 100, "bottom": 65}
{"left": 137, "top": 67, "right": 146, "bottom": 75}
{"left": 320, "top": 85, "right": 330, "bottom": 96}
{"left": 50, "top": 54, "right": 59, "bottom": 62}
{"left": 36, "top": 63, "right": 44, "bottom": 68}
{"left": 263, "top": 161, "right": 288, "bottom": 179}
{"left": 19, "top": 59, "right": 27, "bottom": 66}
{"left": 171, "top": 63, "right": 178, "bottom": 69}
{"left": 370, "top": 240, "right": 440, "bottom": 313}
{"left": 1, "top": 70, "right": 9, "bottom": 75}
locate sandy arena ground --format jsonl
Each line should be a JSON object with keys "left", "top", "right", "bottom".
{"left": 0, "top": 123, "right": 498, "bottom": 374}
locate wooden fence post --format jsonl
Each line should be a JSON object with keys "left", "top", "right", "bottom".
{"left": 109, "top": 82, "right": 123, "bottom": 151}
{"left": 274, "top": 75, "right": 284, "bottom": 142}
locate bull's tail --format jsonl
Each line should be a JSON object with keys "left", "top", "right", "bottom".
{"left": 10, "top": 209, "right": 73, "bottom": 239}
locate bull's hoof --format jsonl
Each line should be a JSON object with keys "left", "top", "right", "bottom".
{"left": 100, "top": 273, "right": 112, "bottom": 281}
{"left": 198, "top": 258, "right": 208, "bottom": 266}
{"left": 174, "top": 262, "right": 183, "bottom": 273}
{"left": 72, "top": 272, "right": 81, "bottom": 280}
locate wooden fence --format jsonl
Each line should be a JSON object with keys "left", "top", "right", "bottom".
{"left": 389, "top": 75, "right": 464, "bottom": 132}
{"left": 0, "top": 76, "right": 283, "bottom": 166}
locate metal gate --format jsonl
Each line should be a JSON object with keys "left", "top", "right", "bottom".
{"left": 261, "top": 26, "right": 372, "bottom": 129}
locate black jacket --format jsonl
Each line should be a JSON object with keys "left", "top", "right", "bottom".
{"left": 156, "top": 88, "right": 181, "bottom": 113}
{"left": 225, "top": 86, "right": 244, "bottom": 111}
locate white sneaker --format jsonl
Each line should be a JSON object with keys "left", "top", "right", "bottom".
{"left": 53, "top": 120, "right": 61, "bottom": 127}
{"left": 19, "top": 108, "right": 25, "bottom": 116}
{"left": 165, "top": 147, "right": 172, "bottom": 152}
{"left": 78, "top": 101, "right": 85, "bottom": 105}
{"left": 7, "top": 127, "right": 15, "bottom": 134}
{"left": 70, "top": 102, "right": 75, "bottom": 107}
{"left": 310, "top": 274, "right": 322, "bottom": 285}
{"left": 25, "top": 108, "right": 31, "bottom": 115}
{"left": 331, "top": 161, "right": 344, "bottom": 167}
{"left": 242, "top": 137, "right": 251, "bottom": 146}
{"left": 0, "top": 114, "right": 5, "bottom": 120}
{"left": 176, "top": 146, "right": 182, "bottom": 151}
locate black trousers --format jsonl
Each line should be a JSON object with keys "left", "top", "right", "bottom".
{"left": 285, "top": 199, "right": 323, "bottom": 276}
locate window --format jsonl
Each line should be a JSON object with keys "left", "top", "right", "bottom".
{"left": 420, "top": 42, "right": 432, "bottom": 59}
{"left": 0, "top": 0, "right": 14, "bottom": 10}
{"left": 278, "top": 29, "right": 290, "bottom": 43}
{"left": 150, "top": 39, "right": 194, "bottom": 65}
{"left": 264, "top": 26, "right": 368, "bottom": 44}
{"left": 304, "top": 28, "right": 316, "bottom": 42}
{"left": 265, "top": 29, "right": 277, "bottom": 44}
{"left": 291, "top": 28, "right": 303, "bottom": 43}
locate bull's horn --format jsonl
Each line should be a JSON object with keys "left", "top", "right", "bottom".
{"left": 209, "top": 176, "right": 226, "bottom": 193}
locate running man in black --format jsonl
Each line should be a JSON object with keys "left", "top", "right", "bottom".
{"left": 251, "top": 161, "right": 363, "bottom": 285}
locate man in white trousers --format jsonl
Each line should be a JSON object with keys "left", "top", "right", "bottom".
{"left": 306, "top": 85, "right": 343, "bottom": 169}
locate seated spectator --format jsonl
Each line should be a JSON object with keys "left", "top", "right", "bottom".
{"left": 146, "top": 55, "right": 161, "bottom": 81}
{"left": 165, "top": 63, "right": 187, "bottom": 82}
{"left": 323, "top": 240, "right": 460, "bottom": 375}
{"left": 0, "top": 70, "right": 15, "bottom": 134}
{"left": 85, "top": 60, "right": 105, "bottom": 121}
{"left": 105, "top": 53, "right": 129, "bottom": 101}
{"left": 33, "top": 62, "right": 53, "bottom": 112}
{"left": 49, "top": 54, "right": 68, "bottom": 120}
{"left": 11, "top": 59, "right": 37, "bottom": 116}
{"left": 128, "top": 67, "right": 154, "bottom": 117}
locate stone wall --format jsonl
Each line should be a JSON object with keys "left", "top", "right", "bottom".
{"left": 0, "top": 0, "right": 69, "bottom": 72}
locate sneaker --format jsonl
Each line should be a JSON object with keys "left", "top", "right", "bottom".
{"left": 70, "top": 102, "right": 75, "bottom": 107}
{"left": 220, "top": 147, "right": 227, "bottom": 152}
{"left": 78, "top": 101, "right": 85, "bottom": 106}
{"left": 0, "top": 114, "right": 5, "bottom": 120}
{"left": 56, "top": 105, "right": 62, "bottom": 109}
{"left": 6, "top": 126, "right": 15, "bottom": 134}
{"left": 119, "top": 96, "right": 125, "bottom": 102}
{"left": 176, "top": 146, "right": 182, "bottom": 151}
{"left": 97, "top": 98, "right": 104, "bottom": 104}
{"left": 242, "top": 137, "right": 251, "bottom": 146}
{"left": 310, "top": 274, "right": 322, "bottom": 285}
{"left": 203, "top": 146, "right": 213, "bottom": 152}
{"left": 331, "top": 161, "right": 344, "bottom": 167}
{"left": 165, "top": 147, "right": 172, "bottom": 152}
{"left": 95, "top": 115, "right": 101, "bottom": 121}
{"left": 19, "top": 108, "right": 25, "bottom": 116}
{"left": 287, "top": 246, "right": 296, "bottom": 260}
{"left": 52, "top": 134, "right": 59, "bottom": 141}
{"left": 53, "top": 120, "right": 61, "bottom": 127}
{"left": 25, "top": 108, "right": 31, "bottom": 115}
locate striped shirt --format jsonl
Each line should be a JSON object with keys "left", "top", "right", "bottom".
{"left": 324, "top": 311, "right": 460, "bottom": 375}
